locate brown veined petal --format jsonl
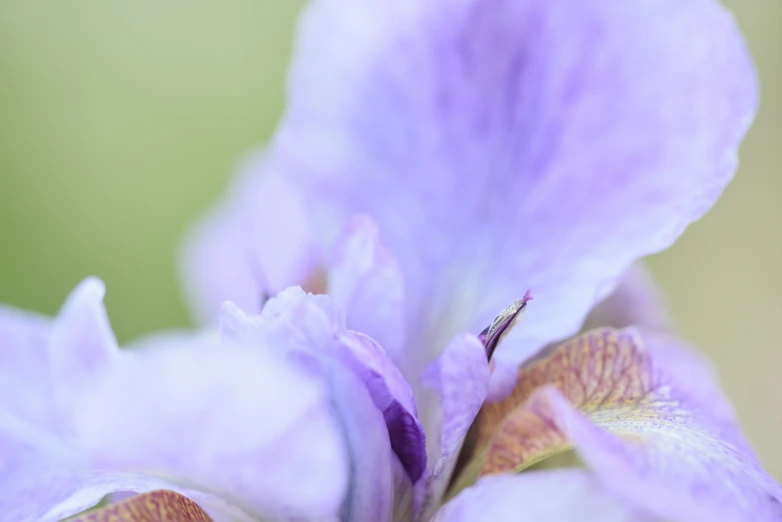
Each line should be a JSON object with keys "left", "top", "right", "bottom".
{"left": 478, "top": 329, "right": 652, "bottom": 475}
{"left": 70, "top": 491, "right": 213, "bottom": 522}
{"left": 447, "top": 328, "right": 782, "bottom": 521}
{"left": 451, "top": 328, "right": 649, "bottom": 487}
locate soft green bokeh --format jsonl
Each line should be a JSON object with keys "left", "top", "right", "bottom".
{"left": 0, "top": 1, "right": 303, "bottom": 339}
{"left": 1, "top": 0, "right": 780, "bottom": 479}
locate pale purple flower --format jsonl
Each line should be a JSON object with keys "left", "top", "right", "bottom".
{"left": 1, "top": 0, "right": 778, "bottom": 521}
{"left": 0, "top": 279, "right": 350, "bottom": 521}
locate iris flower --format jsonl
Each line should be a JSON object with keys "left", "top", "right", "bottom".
{"left": 1, "top": 0, "right": 777, "bottom": 521}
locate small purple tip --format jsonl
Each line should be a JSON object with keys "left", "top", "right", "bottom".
{"left": 482, "top": 292, "right": 533, "bottom": 360}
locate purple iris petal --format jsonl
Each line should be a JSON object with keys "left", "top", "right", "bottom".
{"left": 300, "top": 352, "right": 397, "bottom": 522}
{"left": 221, "top": 288, "right": 427, "bottom": 485}
{"left": 181, "top": 151, "right": 319, "bottom": 323}
{"left": 328, "top": 214, "right": 406, "bottom": 367}
{"left": 271, "top": 0, "right": 757, "bottom": 370}
{"left": 326, "top": 216, "right": 427, "bottom": 483}
{"left": 538, "top": 385, "right": 782, "bottom": 521}
{"left": 420, "top": 333, "right": 489, "bottom": 519}
{"left": 436, "top": 469, "right": 654, "bottom": 522}
{"left": 75, "top": 335, "right": 350, "bottom": 519}
{"left": 383, "top": 402, "right": 426, "bottom": 482}
{"left": 339, "top": 331, "right": 427, "bottom": 483}
{"left": 180, "top": 4, "right": 761, "bottom": 514}
{"left": 3, "top": 0, "right": 765, "bottom": 519}
{"left": 422, "top": 334, "right": 489, "bottom": 476}
{"left": 0, "top": 280, "right": 350, "bottom": 521}
{"left": 0, "top": 300, "right": 56, "bottom": 433}
{"left": 460, "top": 328, "right": 782, "bottom": 521}
{"left": 584, "top": 262, "right": 675, "bottom": 333}
{"left": 485, "top": 360, "right": 518, "bottom": 403}
{"left": 49, "top": 278, "right": 119, "bottom": 419}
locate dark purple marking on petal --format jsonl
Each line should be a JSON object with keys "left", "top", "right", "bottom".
{"left": 478, "top": 290, "right": 532, "bottom": 360}
{"left": 384, "top": 402, "right": 427, "bottom": 483}
{"left": 336, "top": 331, "right": 427, "bottom": 484}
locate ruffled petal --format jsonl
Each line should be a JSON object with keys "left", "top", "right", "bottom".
{"left": 454, "top": 328, "right": 782, "bottom": 521}
{"left": 0, "top": 281, "right": 164, "bottom": 522}
{"left": 0, "top": 282, "right": 349, "bottom": 521}
{"left": 435, "top": 469, "right": 654, "bottom": 522}
{"left": 70, "top": 332, "right": 348, "bottom": 520}
{"left": 339, "top": 331, "right": 426, "bottom": 483}
{"left": 0, "top": 278, "right": 140, "bottom": 522}
{"left": 275, "top": 0, "right": 757, "bottom": 367}
{"left": 0, "top": 277, "right": 119, "bottom": 437}
{"left": 221, "top": 289, "right": 426, "bottom": 485}
{"left": 328, "top": 215, "right": 405, "bottom": 365}
{"left": 181, "top": 152, "right": 319, "bottom": 324}
{"left": 49, "top": 277, "right": 120, "bottom": 417}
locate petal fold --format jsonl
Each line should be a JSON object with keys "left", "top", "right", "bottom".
{"left": 328, "top": 215, "right": 405, "bottom": 365}
{"left": 420, "top": 333, "right": 489, "bottom": 518}
{"left": 453, "top": 328, "right": 782, "bottom": 521}
{"left": 221, "top": 289, "right": 426, "bottom": 485}
{"left": 314, "top": 356, "right": 396, "bottom": 522}
{"left": 422, "top": 333, "right": 489, "bottom": 476}
{"left": 339, "top": 331, "right": 426, "bottom": 483}
{"left": 435, "top": 469, "right": 654, "bottom": 522}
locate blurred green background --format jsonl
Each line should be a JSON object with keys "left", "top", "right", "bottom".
{"left": 0, "top": 0, "right": 780, "bottom": 478}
